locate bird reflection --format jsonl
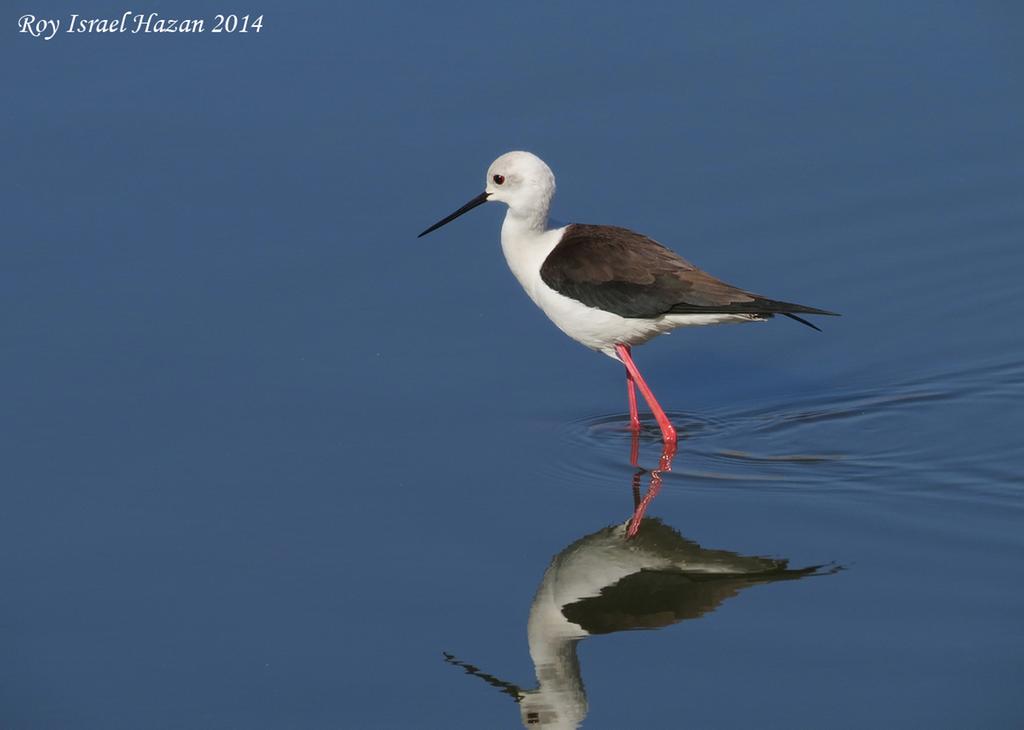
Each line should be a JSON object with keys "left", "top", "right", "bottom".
{"left": 626, "top": 431, "right": 677, "bottom": 538}
{"left": 445, "top": 434, "right": 837, "bottom": 728}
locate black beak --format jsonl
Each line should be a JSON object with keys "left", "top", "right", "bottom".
{"left": 417, "top": 191, "right": 490, "bottom": 238}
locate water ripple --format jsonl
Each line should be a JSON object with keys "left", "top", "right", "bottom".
{"left": 543, "top": 356, "right": 1024, "bottom": 502}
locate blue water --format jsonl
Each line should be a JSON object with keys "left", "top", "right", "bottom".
{"left": 3, "top": 2, "right": 1023, "bottom": 728}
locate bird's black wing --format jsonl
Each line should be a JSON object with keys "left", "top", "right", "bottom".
{"left": 539, "top": 224, "right": 839, "bottom": 325}
{"left": 561, "top": 566, "right": 822, "bottom": 634}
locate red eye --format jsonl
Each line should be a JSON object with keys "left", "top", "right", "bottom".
{"left": 492, "top": 174, "right": 505, "bottom": 185}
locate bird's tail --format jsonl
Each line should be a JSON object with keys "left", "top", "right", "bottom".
{"left": 766, "top": 300, "right": 840, "bottom": 332}
{"left": 782, "top": 312, "right": 823, "bottom": 331}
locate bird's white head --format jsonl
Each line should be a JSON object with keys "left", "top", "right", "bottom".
{"left": 418, "top": 151, "right": 556, "bottom": 238}
{"left": 485, "top": 151, "right": 556, "bottom": 222}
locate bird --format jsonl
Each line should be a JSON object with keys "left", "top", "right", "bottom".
{"left": 444, "top": 515, "right": 833, "bottom": 729}
{"left": 418, "top": 151, "right": 838, "bottom": 445}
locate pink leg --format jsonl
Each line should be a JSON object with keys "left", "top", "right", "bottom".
{"left": 625, "top": 362, "right": 641, "bottom": 434}
{"left": 615, "top": 344, "right": 677, "bottom": 445}
{"left": 627, "top": 439, "right": 678, "bottom": 538}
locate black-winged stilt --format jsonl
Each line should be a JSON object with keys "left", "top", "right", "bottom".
{"left": 419, "top": 151, "right": 838, "bottom": 445}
